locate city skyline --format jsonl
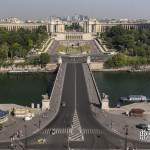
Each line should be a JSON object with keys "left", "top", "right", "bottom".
{"left": 0, "top": 0, "right": 150, "bottom": 20}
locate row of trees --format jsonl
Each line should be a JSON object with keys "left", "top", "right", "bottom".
{"left": 0, "top": 26, "right": 48, "bottom": 62}
{"left": 104, "top": 54, "right": 150, "bottom": 68}
{"left": 65, "top": 23, "right": 83, "bottom": 32}
{"left": 102, "top": 26, "right": 150, "bottom": 68}
{"left": 27, "top": 53, "right": 50, "bottom": 67}
{"left": 0, "top": 53, "right": 51, "bottom": 68}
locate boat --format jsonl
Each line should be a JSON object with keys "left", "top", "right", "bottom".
{"left": 8, "top": 70, "right": 29, "bottom": 73}
{"left": 120, "top": 95, "right": 150, "bottom": 102}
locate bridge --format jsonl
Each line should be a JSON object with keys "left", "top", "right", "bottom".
{"left": 2, "top": 61, "right": 150, "bottom": 149}
{"left": 27, "top": 62, "right": 150, "bottom": 149}
{"left": 23, "top": 62, "right": 114, "bottom": 150}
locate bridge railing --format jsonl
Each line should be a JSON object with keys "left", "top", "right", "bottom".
{"left": 49, "top": 63, "right": 67, "bottom": 114}
{"left": 82, "top": 64, "right": 102, "bottom": 105}
{"left": 88, "top": 65, "right": 102, "bottom": 103}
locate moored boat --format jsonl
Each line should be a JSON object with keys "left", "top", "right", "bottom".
{"left": 120, "top": 95, "right": 150, "bottom": 102}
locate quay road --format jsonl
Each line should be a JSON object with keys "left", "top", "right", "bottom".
{"left": 50, "top": 54, "right": 109, "bottom": 64}
{"left": 20, "top": 63, "right": 117, "bottom": 150}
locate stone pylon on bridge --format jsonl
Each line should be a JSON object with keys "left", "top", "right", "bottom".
{"left": 87, "top": 56, "right": 91, "bottom": 64}
{"left": 58, "top": 56, "right": 62, "bottom": 64}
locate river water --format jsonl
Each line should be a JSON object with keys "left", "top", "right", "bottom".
{"left": 0, "top": 71, "right": 149, "bottom": 107}
{"left": 0, "top": 73, "right": 56, "bottom": 106}
{"left": 93, "top": 72, "right": 150, "bottom": 107}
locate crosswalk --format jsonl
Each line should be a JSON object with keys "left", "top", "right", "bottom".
{"left": 42, "top": 128, "right": 71, "bottom": 135}
{"left": 83, "top": 129, "right": 102, "bottom": 135}
{"left": 42, "top": 128, "right": 102, "bottom": 135}
{"left": 68, "top": 111, "right": 84, "bottom": 142}
{"left": 29, "top": 128, "right": 103, "bottom": 145}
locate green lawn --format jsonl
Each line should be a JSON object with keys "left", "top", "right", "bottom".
{"left": 57, "top": 44, "right": 91, "bottom": 54}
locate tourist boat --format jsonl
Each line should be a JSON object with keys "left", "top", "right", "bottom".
{"left": 120, "top": 95, "right": 150, "bottom": 102}
{"left": 8, "top": 70, "right": 29, "bottom": 73}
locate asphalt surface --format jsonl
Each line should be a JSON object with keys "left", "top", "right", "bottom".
{"left": 19, "top": 63, "right": 117, "bottom": 150}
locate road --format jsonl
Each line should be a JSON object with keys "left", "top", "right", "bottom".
{"left": 18, "top": 63, "right": 117, "bottom": 150}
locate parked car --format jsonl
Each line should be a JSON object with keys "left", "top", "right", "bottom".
{"left": 37, "top": 138, "right": 46, "bottom": 144}
{"left": 136, "top": 123, "right": 150, "bottom": 131}
{"left": 24, "top": 116, "right": 32, "bottom": 121}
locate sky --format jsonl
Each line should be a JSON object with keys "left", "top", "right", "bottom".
{"left": 0, "top": 0, "right": 150, "bottom": 20}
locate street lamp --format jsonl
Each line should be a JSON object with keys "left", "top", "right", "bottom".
{"left": 110, "top": 120, "right": 113, "bottom": 129}
{"left": 10, "top": 136, "right": 14, "bottom": 150}
{"left": 39, "top": 119, "right": 41, "bottom": 129}
{"left": 67, "top": 138, "right": 70, "bottom": 150}
{"left": 24, "top": 124, "right": 27, "bottom": 149}
{"left": 124, "top": 125, "right": 128, "bottom": 150}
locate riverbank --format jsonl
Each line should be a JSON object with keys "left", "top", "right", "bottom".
{"left": 89, "top": 62, "right": 150, "bottom": 72}
{"left": 0, "top": 63, "right": 58, "bottom": 73}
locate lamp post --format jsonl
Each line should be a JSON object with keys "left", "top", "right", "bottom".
{"left": 124, "top": 125, "right": 128, "bottom": 150}
{"left": 67, "top": 138, "right": 70, "bottom": 150}
{"left": 110, "top": 120, "right": 112, "bottom": 129}
{"left": 24, "top": 124, "right": 27, "bottom": 149}
{"left": 10, "top": 136, "right": 14, "bottom": 150}
{"left": 39, "top": 119, "right": 41, "bottom": 129}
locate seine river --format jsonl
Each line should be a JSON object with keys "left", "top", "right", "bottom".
{"left": 0, "top": 72, "right": 150, "bottom": 107}
{"left": 0, "top": 73, "right": 56, "bottom": 106}
{"left": 93, "top": 72, "right": 150, "bottom": 107}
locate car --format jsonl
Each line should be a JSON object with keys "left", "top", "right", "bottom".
{"left": 24, "top": 116, "right": 32, "bottom": 121}
{"left": 136, "top": 123, "right": 150, "bottom": 130}
{"left": 61, "top": 101, "right": 66, "bottom": 107}
{"left": 37, "top": 138, "right": 46, "bottom": 144}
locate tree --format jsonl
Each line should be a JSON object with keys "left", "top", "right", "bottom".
{"left": 39, "top": 53, "right": 50, "bottom": 67}
{"left": 65, "top": 23, "right": 83, "bottom": 32}
{"left": 10, "top": 42, "right": 22, "bottom": 58}
{"left": 0, "top": 43, "right": 9, "bottom": 60}
{"left": 28, "top": 39, "right": 33, "bottom": 49}
{"left": 0, "top": 26, "right": 48, "bottom": 60}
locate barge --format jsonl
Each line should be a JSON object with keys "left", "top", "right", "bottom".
{"left": 120, "top": 95, "right": 150, "bottom": 102}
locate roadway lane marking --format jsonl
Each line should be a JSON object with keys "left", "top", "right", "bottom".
{"left": 68, "top": 110, "right": 84, "bottom": 142}
{"left": 67, "top": 64, "right": 84, "bottom": 142}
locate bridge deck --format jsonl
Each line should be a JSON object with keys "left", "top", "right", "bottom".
{"left": 82, "top": 63, "right": 102, "bottom": 104}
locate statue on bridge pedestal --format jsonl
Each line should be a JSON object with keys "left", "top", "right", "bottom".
{"left": 101, "top": 93, "right": 110, "bottom": 111}
{"left": 42, "top": 94, "right": 50, "bottom": 111}
{"left": 87, "top": 56, "right": 91, "bottom": 64}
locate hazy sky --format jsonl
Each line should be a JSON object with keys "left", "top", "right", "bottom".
{"left": 1, "top": 0, "right": 150, "bottom": 19}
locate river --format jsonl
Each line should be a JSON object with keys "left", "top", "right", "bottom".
{"left": 0, "top": 71, "right": 149, "bottom": 108}
{"left": 0, "top": 72, "right": 56, "bottom": 106}
{"left": 93, "top": 71, "right": 150, "bottom": 107}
